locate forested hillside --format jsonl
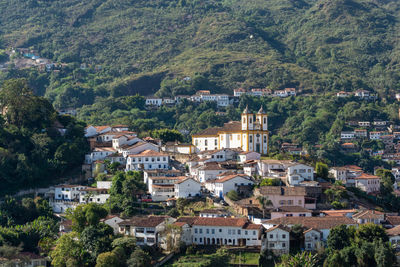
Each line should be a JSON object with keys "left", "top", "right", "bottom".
{"left": 0, "top": 0, "right": 400, "bottom": 108}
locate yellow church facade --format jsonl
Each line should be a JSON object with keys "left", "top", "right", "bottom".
{"left": 192, "top": 107, "right": 269, "bottom": 154}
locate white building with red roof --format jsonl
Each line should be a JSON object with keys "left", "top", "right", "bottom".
{"left": 174, "top": 178, "right": 201, "bottom": 199}
{"left": 213, "top": 174, "right": 254, "bottom": 198}
{"left": 192, "top": 217, "right": 262, "bottom": 246}
{"left": 126, "top": 150, "right": 170, "bottom": 171}
{"left": 85, "top": 125, "right": 112, "bottom": 137}
{"left": 354, "top": 173, "right": 380, "bottom": 193}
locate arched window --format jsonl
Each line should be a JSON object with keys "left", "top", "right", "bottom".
{"left": 249, "top": 136, "right": 253, "bottom": 143}
{"left": 264, "top": 118, "right": 266, "bottom": 124}
{"left": 264, "top": 136, "right": 267, "bottom": 143}
{"left": 249, "top": 118, "right": 252, "bottom": 123}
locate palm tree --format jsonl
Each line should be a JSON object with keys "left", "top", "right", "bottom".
{"left": 257, "top": 195, "right": 272, "bottom": 219}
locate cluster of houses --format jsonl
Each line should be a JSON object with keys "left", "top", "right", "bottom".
{"left": 336, "top": 90, "right": 378, "bottom": 100}
{"left": 58, "top": 205, "right": 400, "bottom": 255}
{"left": 144, "top": 88, "right": 297, "bottom": 108}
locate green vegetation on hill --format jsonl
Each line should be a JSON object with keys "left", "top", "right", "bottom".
{"left": 0, "top": 79, "right": 89, "bottom": 196}
{"left": 1, "top": 0, "right": 400, "bottom": 109}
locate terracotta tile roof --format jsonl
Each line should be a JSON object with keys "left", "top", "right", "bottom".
{"left": 175, "top": 177, "right": 200, "bottom": 185}
{"left": 57, "top": 184, "right": 84, "bottom": 188}
{"left": 176, "top": 216, "right": 198, "bottom": 226}
{"left": 387, "top": 216, "right": 400, "bottom": 226}
{"left": 173, "top": 222, "right": 188, "bottom": 227}
{"left": 387, "top": 225, "right": 400, "bottom": 236}
{"left": 243, "top": 223, "right": 263, "bottom": 230}
{"left": 355, "top": 173, "right": 379, "bottom": 180}
{"left": 89, "top": 125, "right": 110, "bottom": 131}
{"left": 93, "top": 147, "right": 117, "bottom": 152}
{"left": 273, "top": 206, "right": 311, "bottom": 213}
{"left": 352, "top": 210, "right": 384, "bottom": 220}
{"left": 303, "top": 228, "right": 322, "bottom": 234}
{"left": 257, "top": 186, "right": 306, "bottom": 196}
{"left": 194, "top": 127, "right": 220, "bottom": 136}
{"left": 198, "top": 163, "right": 226, "bottom": 171}
{"left": 128, "top": 150, "right": 167, "bottom": 157}
{"left": 265, "top": 224, "right": 290, "bottom": 233}
{"left": 118, "top": 216, "right": 170, "bottom": 227}
{"left": 263, "top": 217, "right": 357, "bottom": 230}
{"left": 193, "top": 217, "right": 248, "bottom": 227}
{"left": 152, "top": 184, "right": 174, "bottom": 189}
{"left": 216, "top": 174, "right": 252, "bottom": 183}
{"left": 321, "top": 209, "right": 357, "bottom": 217}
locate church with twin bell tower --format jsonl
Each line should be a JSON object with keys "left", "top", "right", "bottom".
{"left": 192, "top": 106, "right": 269, "bottom": 154}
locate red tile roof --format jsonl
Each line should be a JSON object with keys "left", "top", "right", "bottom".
{"left": 263, "top": 217, "right": 357, "bottom": 230}
{"left": 128, "top": 150, "right": 168, "bottom": 157}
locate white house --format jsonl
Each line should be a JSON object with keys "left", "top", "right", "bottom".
{"left": 262, "top": 217, "right": 357, "bottom": 241}
{"left": 197, "top": 163, "right": 228, "bottom": 183}
{"left": 199, "top": 209, "right": 230, "bottom": 218}
{"left": 85, "top": 147, "right": 117, "bottom": 164}
{"left": 304, "top": 228, "right": 323, "bottom": 251}
{"left": 145, "top": 96, "right": 163, "bottom": 107}
{"left": 352, "top": 210, "right": 384, "bottom": 224}
{"left": 286, "top": 163, "right": 314, "bottom": 185}
{"left": 369, "top": 131, "right": 384, "bottom": 140}
{"left": 238, "top": 151, "right": 261, "bottom": 163}
{"left": 118, "top": 216, "right": 174, "bottom": 247}
{"left": 101, "top": 215, "right": 124, "bottom": 234}
{"left": 126, "top": 150, "right": 169, "bottom": 171}
{"left": 234, "top": 88, "right": 247, "bottom": 97}
{"left": 55, "top": 185, "right": 86, "bottom": 201}
{"left": 192, "top": 217, "right": 262, "bottom": 246}
{"left": 175, "top": 178, "right": 201, "bottom": 199}
{"left": 214, "top": 174, "right": 254, "bottom": 199}
{"left": 79, "top": 187, "right": 110, "bottom": 204}
{"left": 387, "top": 225, "right": 400, "bottom": 249}
{"left": 264, "top": 225, "right": 290, "bottom": 255}
{"left": 274, "top": 90, "right": 288, "bottom": 98}
{"left": 85, "top": 125, "right": 111, "bottom": 137}
{"left": 119, "top": 141, "right": 159, "bottom": 157}
{"left": 354, "top": 173, "right": 380, "bottom": 193}
{"left": 341, "top": 131, "right": 355, "bottom": 139}
{"left": 148, "top": 176, "right": 186, "bottom": 201}
{"left": 112, "top": 135, "right": 140, "bottom": 149}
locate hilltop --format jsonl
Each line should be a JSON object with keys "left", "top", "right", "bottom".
{"left": 0, "top": 0, "right": 399, "bottom": 108}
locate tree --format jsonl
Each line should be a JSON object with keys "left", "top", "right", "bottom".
{"left": 127, "top": 248, "right": 151, "bottom": 267}
{"left": 151, "top": 129, "right": 183, "bottom": 143}
{"left": 67, "top": 203, "right": 108, "bottom": 233}
{"left": 355, "top": 223, "right": 388, "bottom": 243}
{"left": 278, "top": 251, "right": 318, "bottom": 267}
{"left": 161, "top": 224, "right": 183, "bottom": 252}
{"left": 373, "top": 239, "right": 395, "bottom": 267}
{"left": 111, "top": 236, "right": 136, "bottom": 256}
{"left": 80, "top": 224, "right": 114, "bottom": 260}
{"left": 290, "top": 224, "right": 304, "bottom": 252}
{"left": 96, "top": 251, "right": 120, "bottom": 267}
{"left": 327, "top": 225, "right": 354, "bottom": 251}
{"left": 316, "top": 162, "right": 329, "bottom": 179}
{"left": 227, "top": 190, "right": 239, "bottom": 201}
{"left": 50, "top": 232, "right": 89, "bottom": 267}
{"left": 259, "top": 178, "right": 281, "bottom": 186}
{"left": 167, "top": 208, "right": 180, "bottom": 218}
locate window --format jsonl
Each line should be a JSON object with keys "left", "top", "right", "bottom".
{"left": 228, "top": 230, "right": 231, "bottom": 235}
{"left": 219, "top": 229, "right": 222, "bottom": 233}
{"left": 238, "top": 230, "right": 241, "bottom": 235}
{"left": 200, "top": 238, "right": 202, "bottom": 243}
{"left": 269, "top": 234, "right": 273, "bottom": 239}
{"left": 264, "top": 136, "right": 267, "bottom": 143}
{"left": 136, "top": 228, "right": 144, "bottom": 233}
{"left": 282, "top": 243, "right": 286, "bottom": 248}
{"left": 270, "top": 243, "right": 274, "bottom": 248}
{"left": 205, "top": 140, "right": 208, "bottom": 146}
{"left": 147, "top": 237, "right": 155, "bottom": 243}
{"left": 212, "top": 229, "right": 215, "bottom": 234}
{"left": 245, "top": 231, "right": 248, "bottom": 235}
{"left": 195, "top": 228, "right": 198, "bottom": 234}
{"left": 206, "top": 229, "right": 209, "bottom": 234}
{"left": 215, "top": 139, "right": 217, "bottom": 146}
{"left": 243, "top": 118, "right": 246, "bottom": 123}
{"left": 199, "top": 229, "right": 203, "bottom": 234}
{"left": 249, "top": 118, "right": 252, "bottom": 123}
{"left": 298, "top": 200, "right": 302, "bottom": 205}
{"left": 145, "top": 158, "right": 149, "bottom": 162}
{"left": 282, "top": 234, "right": 286, "bottom": 239}
{"left": 264, "top": 118, "right": 266, "bottom": 124}
{"left": 195, "top": 140, "right": 198, "bottom": 146}
{"left": 249, "top": 136, "right": 253, "bottom": 143}
{"left": 253, "top": 231, "right": 256, "bottom": 235}
{"left": 287, "top": 200, "right": 293, "bottom": 205}
{"left": 232, "top": 230, "right": 236, "bottom": 235}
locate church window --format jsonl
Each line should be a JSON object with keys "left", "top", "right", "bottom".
{"left": 264, "top": 118, "right": 266, "bottom": 124}
{"left": 205, "top": 140, "right": 208, "bottom": 146}
{"left": 249, "top": 118, "right": 252, "bottom": 123}
{"left": 264, "top": 136, "right": 267, "bottom": 143}
{"left": 215, "top": 139, "right": 217, "bottom": 146}
{"left": 243, "top": 118, "right": 246, "bottom": 123}
{"left": 249, "top": 136, "right": 253, "bottom": 143}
